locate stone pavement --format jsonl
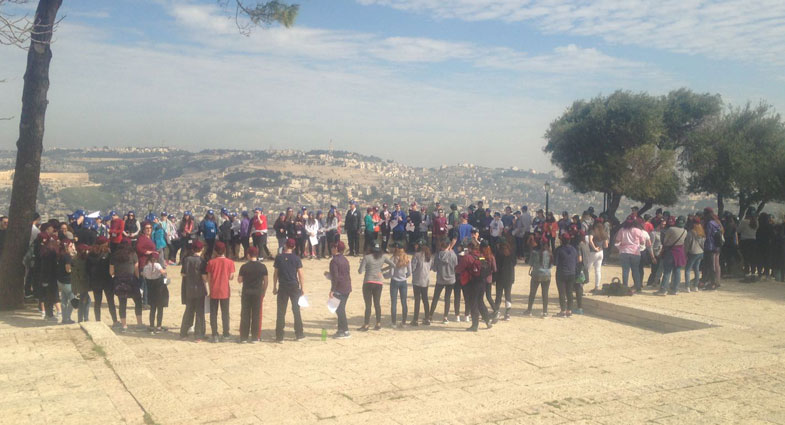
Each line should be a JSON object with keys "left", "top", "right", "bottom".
{"left": 2, "top": 258, "right": 785, "bottom": 424}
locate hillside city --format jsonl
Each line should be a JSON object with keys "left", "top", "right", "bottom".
{"left": 0, "top": 147, "right": 718, "bottom": 219}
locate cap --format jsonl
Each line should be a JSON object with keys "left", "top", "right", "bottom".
{"left": 207, "top": 209, "right": 214, "bottom": 215}
{"left": 371, "top": 242, "right": 381, "bottom": 252}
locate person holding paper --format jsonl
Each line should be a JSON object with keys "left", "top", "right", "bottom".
{"left": 326, "top": 241, "right": 351, "bottom": 339}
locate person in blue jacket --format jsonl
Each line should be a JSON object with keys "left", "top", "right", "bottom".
{"left": 199, "top": 210, "right": 218, "bottom": 259}
{"left": 391, "top": 202, "right": 407, "bottom": 249}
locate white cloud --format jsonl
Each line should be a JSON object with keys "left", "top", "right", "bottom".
{"left": 357, "top": 0, "right": 785, "bottom": 66}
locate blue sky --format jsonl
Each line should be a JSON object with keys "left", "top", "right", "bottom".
{"left": 1, "top": 0, "right": 784, "bottom": 170}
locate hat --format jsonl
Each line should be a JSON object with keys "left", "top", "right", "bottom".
{"left": 76, "top": 243, "right": 89, "bottom": 253}
{"left": 168, "top": 214, "right": 176, "bottom": 219}
{"left": 192, "top": 240, "right": 204, "bottom": 251}
{"left": 587, "top": 206, "right": 594, "bottom": 213}
{"left": 73, "top": 209, "right": 85, "bottom": 218}
{"left": 468, "top": 205, "right": 476, "bottom": 211}
{"left": 109, "top": 210, "right": 118, "bottom": 216}
{"left": 675, "top": 216, "right": 686, "bottom": 227}
{"left": 470, "top": 228, "right": 479, "bottom": 234}
{"left": 96, "top": 236, "right": 109, "bottom": 245}
{"left": 160, "top": 211, "right": 167, "bottom": 217}
{"left": 286, "top": 238, "right": 297, "bottom": 249}
{"left": 335, "top": 240, "right": 346, "bottom": 252}
{"left": 349, "top": 200, "right": 356, "bottom": 205}
{"left": 247, "top": 246, "right": 259, "bottom": 257}
{"left": 460, "top": 212, "right": 468, "bottom": 219}
{"left": 493, "top": 212, "right": 501, "bottom": 217}
{"left": 254, "top": 207, "right": 262, "bottom": 212}
{"left": 207, "top": 209, "right": 214, "bottom": 215}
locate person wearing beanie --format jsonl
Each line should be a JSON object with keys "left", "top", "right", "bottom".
{"left": 180, "top": 240, "right": 207, "bottom": 341}
{"left": 326, "top": 240, "right": 351, "bottom": 338}
{"left": 273, "top": 238, "right": 306, "bottom": 342}
{"left": 238, "top": 246, "right": 268, "bottom": 343}
{"left": 204, "top": 241, "right": 235, "bottom": 342}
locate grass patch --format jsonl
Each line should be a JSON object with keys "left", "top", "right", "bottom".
{"left": 59, "top": 186, "right": 117, "bottom": 212}
{"left": 92, "top": 344, "right": 107, "bottom": 357}
{"left": 143, "top": 412, "right": 160, "bottom": 425}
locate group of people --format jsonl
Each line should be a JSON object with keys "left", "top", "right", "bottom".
{"left": 18, "top": 199, "right": 784, "bottom": 341}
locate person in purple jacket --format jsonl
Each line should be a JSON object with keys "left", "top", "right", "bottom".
{"left": 240, "top": 211, "right": 251, "bottom": 258}
{"left": 554, "top": 232, "right": 581, "bottom": 317}
{"left": 326, "top": 240, "right": 351, "bottom": 338}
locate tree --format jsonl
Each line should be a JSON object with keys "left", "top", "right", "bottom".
{"left": 0, "top": 1, "right": 299, "bottom": 310}
{"left": 544, "top": 90, "right": 668, "bottom": 219}
{"left": 683, "top": 102, "right": 785, "bottom": 217}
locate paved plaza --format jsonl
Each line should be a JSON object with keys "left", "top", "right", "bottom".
{"left": 2, "top": 259, "right": 785, "bottom": 424}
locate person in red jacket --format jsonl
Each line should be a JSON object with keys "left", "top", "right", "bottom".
{"left": 251, "top": 208, "right": 274, "bottom": 260}
{"left": 455, "top": 239, "right": 493, "bottom": 332}
{"left": 136, "top": 221, "right": 157, "bottom": 309}
{"left": 109, "top": 211, "right": 124, "bottom": 252}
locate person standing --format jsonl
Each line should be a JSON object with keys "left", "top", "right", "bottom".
{"left": 363, "top": 207, "right": 378, "bottom": 254}
{"left": 136, "top": 221, "right": 157, "bottom": 308}
{"left": 391, "top": 203, "right": 407, "bottom": 248}
{"left": 71, "top": 244, "right": 91, "bottom": 323}
{"left": 251, "top": 208, "right": 273, "bottom": 260}
{"left": 524, "top": 234, "right": 552, "bottom": 317}
{"left": 702, "top": 207, "right": 724, "bottom": 290}
{"left": 273, "top": 239, "right": 306, "bottom": 342}
{"left": 407, "top": 203, "right": 423, "bottom": 252}
{"left": 142, "top": 252, "right": 168, "bottom": 332}
{"left": 110, "top": 241, "right": 143, "bottom": 332}
{"left": 431, "top": 208, "right": 447, "bottom": 253}
{"left": 494, "top": 240, "right": 516, "bottom": 321}
{"left": 379, "top": 203, "right": 392, "bottom": 253}
{"left": 428, "top": 239, "right": 458, "bottom": 323}
{"left": 179, "top": 241, "right": 207, "bottom": 341}
{"left": 122, "top": 211, "right": 140, "bottom": 246}
{"left": 199, "top": 210, "right": 218, "bottom": 260}
{"left": 240, "top": 211, "right": 252, "bottom": 259}
{"left": 389, "top": 245, "right": 412, "bottom": 328}
{"left": 738, "top": 209, "right": 758, "bottom": 278}
{"left": 88, "top": 236, "right": 117, "bottom": 325}
{"left": 357, "top": 242, "right": 393, "bottom": 331}
{"left": 456, "top": 239, "right": 492, "bottom": 331}
{"left": 410, "top": 240, "right": 432, "bottom": 326}
{"left": 326, "top": 241, "right": 351, "bottom": 338}
{"left": 684, "top": 217, "right": 705, "bottom": 292}
{"left": 57, "top": 234, "right": 77, "bottom": 324}
{"left": 656, "top": 216, "right": 687, "bottom": 296}
{"left": 614, "top": 217, "right": 652, "bottom": 293}
{"left": 204, "top": 241, "right": 234, "bottom": 342}
{"left": 554, "top": 233, "right": 580, "bottom": 317}
{"left": 585, "top": 222, "right": 609, "bottom": 293}
{"left": 238, "top": 247, "right": 268, "bottom": 343}
{"left": 305, "top": 212, "right": 321, "bottom": 259}
{"left": 344, "top": 201, "right": 362, "bottom": 256}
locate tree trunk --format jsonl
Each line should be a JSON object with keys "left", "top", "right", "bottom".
{"left": 738, "top": 192, "right": 750, "bottom": 219}
{"left": 717, "top": 193, "right": 724, "bottom": 216}
{"left": 756, "top": 201, "right": 767, "bottom": 215}
{"left": 0, "top": 0, "right": 62, "bottom": 310}
{"left": 637, "top": 200, "right": 653, "bottom": 216}
{"left": 606, "top": 191, "right": 622, "bottom": 220}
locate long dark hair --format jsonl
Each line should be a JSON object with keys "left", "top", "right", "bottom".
{"left": 112, "top": 241, "right": 134, "bottom": 263}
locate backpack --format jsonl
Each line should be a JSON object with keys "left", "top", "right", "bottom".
{"left": 476, "top": 256, "right": 493, "bottom": 281}
{"left": 602, "top": 277, "right": 633, "bottom": 296}
{"left": 712, "top": 228, "right": 725, "bottom": 247}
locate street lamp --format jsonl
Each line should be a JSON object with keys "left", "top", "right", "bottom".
{"left": 146, "top": 201, "right": 154, "bottom": 215}
{"left": 544, "top": 181, "right": 551, "bottom": 215}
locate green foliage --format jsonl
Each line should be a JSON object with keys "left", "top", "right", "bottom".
{"left": 228, "top": 0, "right": 299, "bottom": 33}
{"left": 662, "top": 88, "right": 723, "bottom": 149}
{"left": 683, "top": 102, "right": 785, "bottom": 213}
{"left": 59, "top": 186, "right": 117, "bottom": 212}
{"left": 620, "top": 145, "right": 680, "bottom": 205}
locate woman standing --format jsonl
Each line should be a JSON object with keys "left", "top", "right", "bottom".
{"left": 410, "top": 240, "right": 432, "bottom": 326}
{"left": 324, "top": 209, "right": 339, "bottom": 255}
{"left": 702, "top": 207, "right": 724, "bottom": 290}
{"left": 738, "top": 209, "right": 758, "bottom": 278}
{"left": 294, "top": 210, "right": 306, "bottom": 258}
{"left": 543, "top": 212, "right": 558, "bottom": 252}
{"left": 111, "top": 241, "right": 142, "bottom": 332}
{"left": 305, "top": 212, "right": 320, "bottom": 259}
{"left": 357, "top": 243, "right": 394, "bottom": 331}
{"left": 389, "top": 245, "right": 412, "bottom": 328}
{"left": 88, "top": 236, "right": 118, "bottom": 325}
{"left": 72, "top": 244, "right": 91, "bottom": 322}
{"left": 199, "top": 210, "right": 218, "bottom": 260}
{"left": 656, "top": 217, "right": 687, "bottom": 296}
{"left": 524, "top": 233, "right": 551, "bottom": 317}
{"left": 136, "top": 221, "right": 157, "bottom": 308}
{"left": 326, "top": 241, "right": 351, "bottom": 338}
{"left": 429, "top": 239, "right": 458, "bottom": 323}
{"left": 152, "top": 216, "right": 167, "bottom": 266}
{"left": 273, "top": 211, "right": 288, "bottom": 255}
{"left": 479, "top": 241, "right": 498, "bottom": 319}
{"left": 456, "top": 239, "right": 492, "bottom": 331}
{"left": 38, "top": 224, "right": 61, "bottom": 321}
{"left": 614, "top": 217, "right": 652, "bottom": 292}
{"left": 755, "top": 213, "right": 774, "bottom": 280}
{"left": 142, "top": 252, "right": 167, "bottom": 333}
{"left": 554, "top": 233, "right": 580, "bottom": 317}
{"left": 684, "top": 217, "right": 705, "bottom": 292}
{"left": 316, "top": 210, "right": 328, "bottom": 259}
{"left": 57, "top": 234, "right": 76, "bottom": 324}
{"left": 494, "top": 240, "right": 516, "bottom": 321}
{"left": 585, "top": 222, "right": 609, "bottom": 293}
{"left": 177, "top": 211, "right": 196, "bottom": 263}
{"left": 123, "top": 211, "right": 140, "bottom": 246}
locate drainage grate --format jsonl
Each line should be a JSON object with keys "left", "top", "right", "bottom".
{"left": 581, "top": 298, "right": 717, "bottom": 334}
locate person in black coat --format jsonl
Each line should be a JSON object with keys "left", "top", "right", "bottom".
{"left": 344, "top": 201, "right": 362, "bottom": 256}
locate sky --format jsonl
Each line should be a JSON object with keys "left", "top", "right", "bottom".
{"left": 1, "top": 0, "right": 784, "bottom": 170}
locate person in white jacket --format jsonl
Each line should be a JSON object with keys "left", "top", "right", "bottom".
{"left": 305, "top": 212, "right": 320, "bottom": 259}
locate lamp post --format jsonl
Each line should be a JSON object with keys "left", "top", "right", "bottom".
{"left": 146, "top": 201, "right": 154, "bottom": 215}
{"left": 544, "top": 181, "right": 551, "bottom": 215}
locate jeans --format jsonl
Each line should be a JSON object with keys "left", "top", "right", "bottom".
{"left": 494, "top": 279, "right": 512, "bottom": 313}
{"left": 527, "top": 278, "right": 550, "bottom": 314}
{"left": 204, "top": 238, "right": 216, "bottom": 260}
{"left": 58, "top": 282, "right": 74, "bottom": 322}
{"left": 252, "top": 233, "right": 273, "bottom": 259}
{"left": 180, "top": 297, "right": 205, "bottom": 339}
{"left": 389, "top": 279, "right": 408, "bottom": 324}
{"left": 118, "top": 292, "right": 142, "bottom": 320}
{"left": 77, "top": 291, "right": 91, "bottom": 322}
{"left": 141, "top": 277, "right": 149, "bottom": 306}
{"left": 93, "top": 287, "right": 117, "bottom": 323}
{"left": 685, "top": 253, "right": 703, "bottom": 286}
{"left": 556, "top": 273, "right": 575, "bottom": 312}
{"left": 585, "top": 250, "right": 604, "bottom": 290}
{"left": 467, "top": 280, "right": 490, "bottom": 328}
{"left": 275, "top": 284, "right": 303, "bottom": 340}
{"left": 239, "top": 293, "right": 262, "bottom": 341}
{"left": 412, "top": 286, "right": 429, "bottom": 323}
{"left": 619, "top": 253, "right": 642, "bottom": 290}
{"left": 364, "top": 230, "right": 377, "bottom": 254}
{"left": 334, "top": 292, "right": 349, "bottom": 332}
{"left": 362, "top": 282, "right": 383, "bottom": 325}
{"left": 660, "top": 254, "right": 682, "bottom": 292}
{"left": 707, "top": 251, "right": 721, "bottom": 285}
{"left": 277, "top": 236, "right": 287, "bottom": 255}
{"left": 210, "top": 298, "right": 230, "bottom": 336}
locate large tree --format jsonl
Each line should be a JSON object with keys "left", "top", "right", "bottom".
{"left": 0, "top": 1, "right": 299, "bottom": 310}
{"left": 684, "top": 102, "right": 785, "bottom": 216}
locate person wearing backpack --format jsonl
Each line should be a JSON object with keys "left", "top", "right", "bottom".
{"left": 524, "top": 233, "right": 551, "bottom": 317}
{"left": 456, "top": 239, "right": 492, "bottom": 331}
{"left": 494, "top": 240, "right": 517, "bottom": 321}
{"left": 410, "top": 240, "right": 432, "bottom": 326}
{"left": 389, "top": 245, "right": 412, "bottom": 328}
{"left": 554, "top": 232, "right": 581, "bottom": 318}
{"left": 702, "top": 207, "right": 724, "bottom": 290}
{"left": 429, "top": 238, "right": 458, "bottom": 323}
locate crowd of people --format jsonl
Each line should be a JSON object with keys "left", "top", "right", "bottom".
{"left": 16, "top": 200, "right": 785, "bottom": 341}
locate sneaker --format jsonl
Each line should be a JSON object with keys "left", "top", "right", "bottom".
{"left": 61, "top": 319, "right": 75, "bottom": 325}
{"left": 148, "top": 326, "right": 156, "bottom": 334}
{"left": 684, "top": 287, "right": 691, "bottom": 293}
{"left": 485, "top": 320, "right": 493, "bottom": 329}
{"left": 442, "top": 318, "right": 449, "bottom": 324}
{"left": 410, "top": 321, "right": 419, "bottom": 327}
{"left": 295, "top": 334, "right": 305, "bottom": 341}
{"left": 463, "top": 315, "right": 469, "bottom": 322}
{"left": 523, "top": 310, "right": 532, "bottom": 316}
{"left": 566, "top": 311, "right": 572, "bottom": 317}
{"left": 466, "top": 326, "right": 478, "bottom": 332}
{"left": 667, "top": 290, "right": 678, "bottom": 295}
{"left": 491, "top": 316, "right": 499, "bottom": 325}
{"left": 238, "top": 339, "right": 248, "bottom": 344}
{"left": 336, "top": 331, "right": 351, "bottom": 339}
{"left": 120, "top": 326, "right": 128, "bottom": 333}
{"left": 541, "top": 312, "right": 548, "bottom": 318}
{"left": 40, "top": 310, "right": 46, "bottom": 319}
{"left": 358, "top": 325, "right": 369, "bottom": 332}
{"left": 455, "top": 315, "right": 462, "bottom": 322}
{"left": 373, "top": 323, "right": 381, "bottom": 331}
{"left": 654, "top": 289, "right": 667, "bottom": 296}
{"left": 556, "top": 312, "right": 567, "bottom": 318}
{"left": 248, "top": 339, "right": 259, "bottom": 344}
{"left": 503, "top": 314, "right": 510, "bottom": 321}
{"left": 45, "top": 315, "right": 58, "bottom": 322}
{"left": 210, "top": 335, "right": 218, "bottom": 343}
{"left": 574, "top": 308, "right": 584, "bottom": 315}
{"left": 422, "top": 320, "right": 430, "bottom": 326}
{"left": 505, "top": 301, "right": 512, "bottom": 309}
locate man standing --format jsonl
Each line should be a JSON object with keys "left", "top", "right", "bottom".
{"left": 238, "top": 247, "right": 268, "bottom": 343}
{"left": 379, "top": 203, "right": 392, "bottom": 252}
{"left": 326, "top": 241, "right": 351, "bottom": 338}
{"left": 251, "top": 208, "right": 273, "bottom": 260}
{"left": 391, "top": 203, "right": 407, "bottom": 249}
{"left": 204, "top": 242, "right": 235, "bottom": 343}
{"left": 273, "top": 239, "right": 305, "bottom": 342}
{"left": 408, "top": 202, "right": 422, "bottom": 252}
{"left": 344, "top": 201, "right": 361, "bottom": 256}
{"left": 431, "top": 208, "right": 447, "bottom": 253}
